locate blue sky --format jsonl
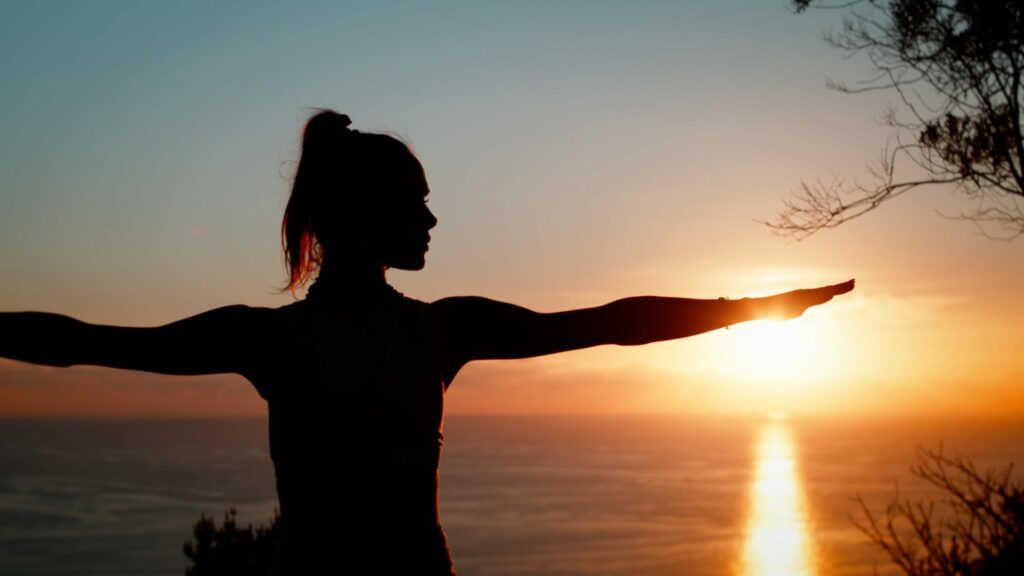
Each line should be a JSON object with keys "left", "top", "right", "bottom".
{"left": 2, "top": 1, "right": 1021, "bottom": 416}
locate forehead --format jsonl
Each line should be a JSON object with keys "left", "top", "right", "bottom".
{"left": 390, "top": 153, "right": 429, "bottom": 196}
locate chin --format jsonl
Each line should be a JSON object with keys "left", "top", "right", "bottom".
{"left": 391, "top": 256, "right": 427, "bottom": 271}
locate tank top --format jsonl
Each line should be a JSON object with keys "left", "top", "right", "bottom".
{"left": 266, "top": 280, "right": 455, "bottom": 575}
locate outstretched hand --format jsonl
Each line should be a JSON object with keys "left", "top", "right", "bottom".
{"left": 757, "top": 279, "right": 855, "bottom": 321}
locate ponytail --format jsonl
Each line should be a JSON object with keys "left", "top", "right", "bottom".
{"left": 282, "top": 110, "right": 354, "bottom": 293}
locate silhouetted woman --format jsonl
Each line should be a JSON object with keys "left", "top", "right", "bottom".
{"left": 0, "top": 110, "right": 853, "bottom": 575}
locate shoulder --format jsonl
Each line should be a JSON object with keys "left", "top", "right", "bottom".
{"left": 228, "top": 303, "right": 302, "bottom": 398}
{"left": 428, "top": 295, "right": 525, "bottom": 318}
{"left": 247, "top": 298, "right": 317, "bottom": 328}
{"left": 421, "top": 296, "right": 512, "bottom": 336}
{"left": 218, "top": 302, "right": 301, "bottom": 360}
{"left": 213, "top": 303, "right": 293, "bottom": 332}
{"left": 428, "top": 296, "right": 541, "bottom": 336}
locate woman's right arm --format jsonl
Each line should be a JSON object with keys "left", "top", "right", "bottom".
{"left": 0, "top": 305, "right": 268, "bottom": 377}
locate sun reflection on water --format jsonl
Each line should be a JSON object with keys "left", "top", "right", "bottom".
{"left": 742, "top": 417, "right": 816, "bottom": 576}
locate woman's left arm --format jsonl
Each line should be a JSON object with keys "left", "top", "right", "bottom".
{"left": 430, "top": 280, "right": 855, "bottom": 372}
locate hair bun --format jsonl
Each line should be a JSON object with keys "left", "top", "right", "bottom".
{"left": 302, "top": 110, "right": 355, "bottom": 149}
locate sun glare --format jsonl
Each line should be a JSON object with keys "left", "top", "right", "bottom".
{"left": 718, "top": 317, "right": 831, "bottom": 386}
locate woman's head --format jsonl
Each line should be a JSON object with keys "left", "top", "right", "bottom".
{"left": 282, "top": 110, "right": 437, "bottom": 292}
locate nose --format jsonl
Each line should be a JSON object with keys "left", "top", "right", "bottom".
{"left": 425, "top": 207, "right": 438, "bottom": 230}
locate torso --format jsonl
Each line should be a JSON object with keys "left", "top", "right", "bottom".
{"left": 245, "top": 284, "right": 457, "bottom": 575}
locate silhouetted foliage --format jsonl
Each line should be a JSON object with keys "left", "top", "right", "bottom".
{"left": 855, "top": 447, "right": 1024, "bottom": 575}
{"left": 768, "top": 0, "right": 1024, "bottom": 240}
{"left": 183, "top": 508, "right": 283, "bottom": 576}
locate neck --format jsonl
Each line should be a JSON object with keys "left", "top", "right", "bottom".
{"left": 307, "top": 259, "right": 389, "bottom": 299}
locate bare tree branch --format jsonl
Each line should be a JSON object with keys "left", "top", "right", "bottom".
{"left": 853, "top": 446, "right": 1024, "bottom": 575}
{"left": 770, "top": 0, "right": 1024, "bottom": 240}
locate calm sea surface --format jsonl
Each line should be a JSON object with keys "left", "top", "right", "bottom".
{"left": 2, "top": 414, "right": 1023, "bottom": 575}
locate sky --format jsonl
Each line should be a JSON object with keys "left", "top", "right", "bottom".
{"left": 1, "top": 0, "right": 1021, "bottom": 418}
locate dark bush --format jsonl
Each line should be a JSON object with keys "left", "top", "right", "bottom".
{"left": 183, "top": 507, "right": 283, "bottom": 576}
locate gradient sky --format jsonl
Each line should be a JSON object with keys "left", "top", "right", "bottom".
{"left": 1, "top": 0, "right": 1021, "bottom": 417}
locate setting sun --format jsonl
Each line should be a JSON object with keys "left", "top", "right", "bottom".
{"left": 717, "top": 313, "right": 835, "bottom": 387}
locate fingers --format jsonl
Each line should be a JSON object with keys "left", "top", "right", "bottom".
{"left": 797, "top": 280, "right": 853, "bottom": 308}
{"left": 763, "top": 280, "right": 855, "bottom": 320}
{"left": 813, "top": 279, "right": 855, "bottom": 297}
{"left": 806, "top": 279, "right": 855, "bottom": 308}
{"left": 828, "top": 279, "right": 855, "bottom": 294}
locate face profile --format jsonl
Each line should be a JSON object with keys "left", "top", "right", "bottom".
{"left": 365, "top": 155, "right": 437, "bottom": 272}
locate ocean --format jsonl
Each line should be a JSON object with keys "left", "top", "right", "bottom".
{"left": 2, "top": 414, "right": 1023, "bottom": 575}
